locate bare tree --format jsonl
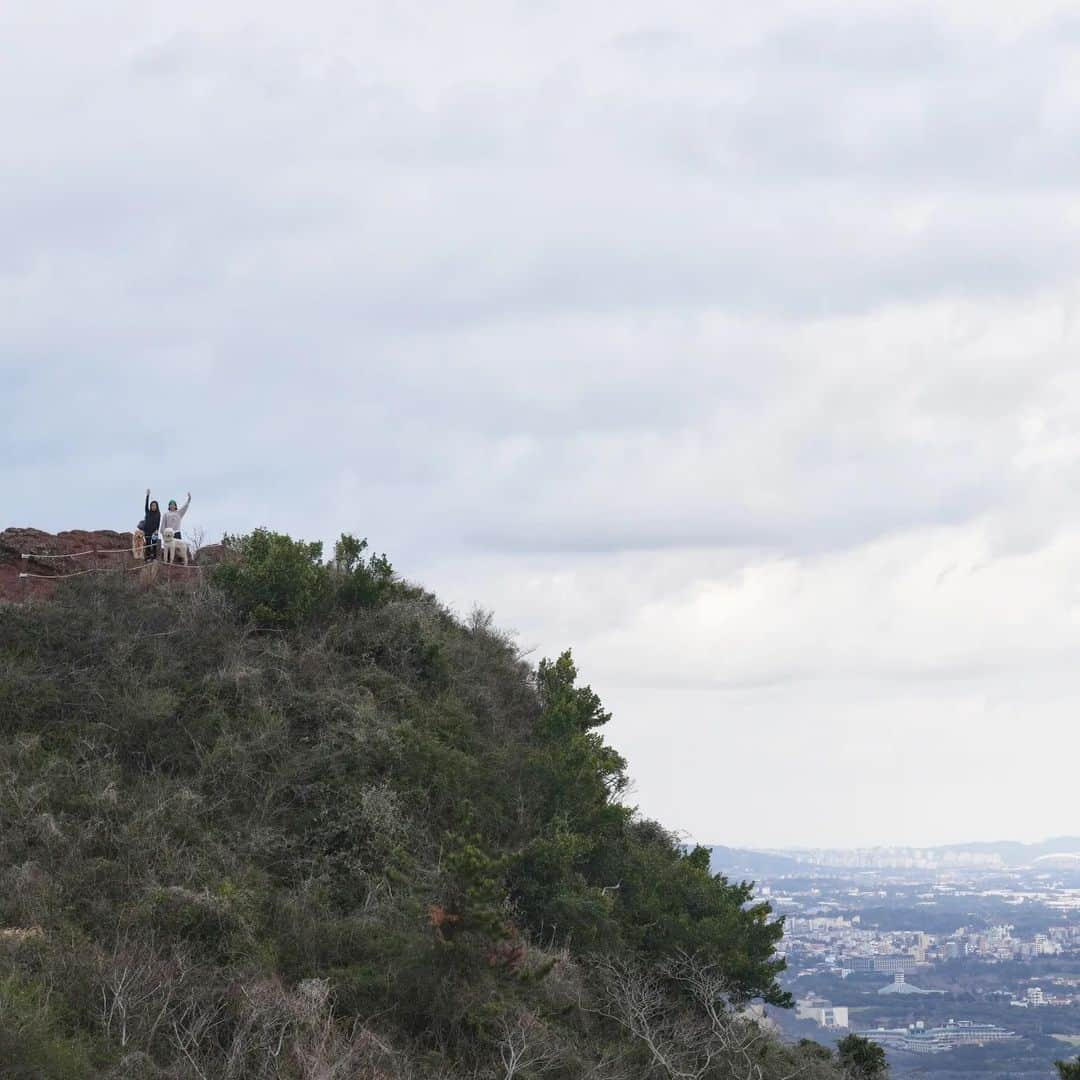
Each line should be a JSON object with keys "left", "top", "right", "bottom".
{"left": 173, "top": 976, "right": 409, "bottom": 1080}
{"left": 170, "top": 996, "right": 228, "bottom": 1080}
{"left": 495, "top": 1010, "right": 561, "bottom": 1079}
{"left": 97, "top": 934, "right": 189, "bottom": 1055}
{"left": 585, "top": 954, "right": 807, "bottom": 1080}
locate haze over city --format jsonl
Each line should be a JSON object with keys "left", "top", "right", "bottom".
{"left": 9, "top": 1, "right": 1080, "bottom": 849}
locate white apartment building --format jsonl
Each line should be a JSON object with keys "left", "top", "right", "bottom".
{"left": 795, "top": 997, "right": 849, "bottom": 1030}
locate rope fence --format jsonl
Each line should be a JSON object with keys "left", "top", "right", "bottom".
{"left": 19, "top": 559, "right": 204, "bottom": 580}
{"left": 22, "top": 546, "right": 149, "bottom": 561}
{"left": 18, "top": 567, "right": 101, "bottom": 580}
{"left": 14, "top": 534, "right": 208, "bottom": 590}
{"left": 20, "top": 566, "right": 204, "bottom": 580}
{"left": 21, "top": 549, "right": 97, "bottom": 560}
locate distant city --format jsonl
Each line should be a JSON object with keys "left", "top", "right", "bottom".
{"left": 711, "top": 837, "right": 1080, "bottom": 1078}
{"left": 752, "top": 840, "right": 1080, "bottom": 871}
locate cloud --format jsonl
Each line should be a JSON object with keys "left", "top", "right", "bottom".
{"left": 6, "top": 0, "right": 1080, "bottom": 845}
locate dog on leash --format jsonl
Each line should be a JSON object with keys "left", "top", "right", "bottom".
{"left": 132, "top": 528, "right": 146, "bottom": 560}
{"left": 161, "top": 528, "right": 190, "bottom": 565}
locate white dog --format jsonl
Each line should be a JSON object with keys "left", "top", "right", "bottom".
{"left": 161, "top": 527, "right": 190, "bottom": 565}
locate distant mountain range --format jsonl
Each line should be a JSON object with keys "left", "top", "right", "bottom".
{"left": 932, "top": 837, "right": 1080, "bottom": 864}
{"left": 708, "top": 837, "right": 1080, "bottom": 877}
{"left": 707, "top": 846, "right": 840, "bottom": 877}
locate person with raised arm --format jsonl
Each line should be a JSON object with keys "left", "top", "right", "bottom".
{"left": 143, "top": 489, "right": 162, "bottom": 561}
{"left": 160, "top": 493, "right": 192, "bottom": 542}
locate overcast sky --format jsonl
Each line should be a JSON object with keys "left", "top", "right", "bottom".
{"left": 6, "top": 1, "right": 1080, "bottom": 849}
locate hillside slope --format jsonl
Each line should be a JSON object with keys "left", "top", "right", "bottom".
{"left": 0, "top": 529, "right": 860, "bottom": 1079}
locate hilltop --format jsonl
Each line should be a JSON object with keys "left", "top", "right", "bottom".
{"left": 0, "top": 529, "right": 140, "bottom": 602}
{"left": 0, "top": 528, "right": 878, "bottom": 1079}
{"left": 0, "top": 528, "right": 229, "bottom": 603}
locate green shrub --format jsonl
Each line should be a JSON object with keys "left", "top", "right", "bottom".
{"left": 212, "top": 529, "right": 329, "bottom": 627}
{"left": 332, "top": 533, "right": 398, "bottom": 609}
{"left": 837, "top": 1033, "right": 889, "bottom": 1079}
{"left": 0, "top": 973, "right": 99, "bottom": 1079}
{"left": 210, "top": 530, "right": 404, "bottom": 631}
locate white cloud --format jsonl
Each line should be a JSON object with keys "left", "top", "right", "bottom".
{"left": 6, "top": 0, "right": 1080, "bottom": 846}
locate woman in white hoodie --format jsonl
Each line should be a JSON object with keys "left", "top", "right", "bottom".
{"left": 160, "top": 493, "right": 191, "bottom": 540}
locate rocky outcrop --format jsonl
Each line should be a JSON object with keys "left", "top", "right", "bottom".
{"left": 0, "top": 528, "right": 229, "bottom": 603}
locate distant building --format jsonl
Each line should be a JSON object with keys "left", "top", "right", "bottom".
{"left": 877, "top": 973, "right": 942, "bottom": 996}
{"left": 1026, "top": 986, "right": 1047, "bottom": 1007}
{"left": 877, "top": 956, "right": 915, "bottom": 974}
{"left": 848, "top": 956, "right": 916, "bottom": 975}
{"left": 878, "top": 956, "right": 915, "bottom": 974}
{"left": 863, "top": 1019, "right": 1020, "bottom": 1054}
{"left": 1034, "top": 935, "right": 1061, "bottom": 956}
{"left": 795, "top": 997, "right": 850, "bottom": 1030}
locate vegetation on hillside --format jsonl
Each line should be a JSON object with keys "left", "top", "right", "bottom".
{"left": 0, "top": 529, "right": 885, "bottom": 1078}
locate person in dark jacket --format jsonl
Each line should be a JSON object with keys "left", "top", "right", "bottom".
{"left": 144, "top": 490, "right": 162, "bottom": 560}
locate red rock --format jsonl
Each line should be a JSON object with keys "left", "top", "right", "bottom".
{"left": 0, "top": 528, "right": 228, "bottom": 604}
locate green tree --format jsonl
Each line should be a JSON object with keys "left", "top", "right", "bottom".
{"left": 509, "top": 651, "right": 629, "bottom": 943}
{"left": 837, "top": 1033, "right": 888, "bottom": 1079}
{"left": 798, "top": 1038, "right": 835, "bottom": 1062}
{"left": 212, "top": 528, "right": 328, "bottom": 627}
{"left": 527, "top": 651, "right": 628, "bottom": 831}
{"left": 1056, "top": 1058, "right": 1080, "bottom": 1080}
{"left": 509, "top": 651, "right": 789, "bottom": 1005}
{"left": 603, "top": 832, "right": 790, "bottom": 1005}
{"left": 333, "top": 533, "right": 397, "bottom": 608}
